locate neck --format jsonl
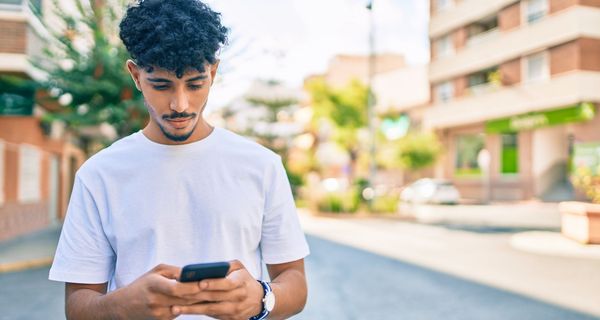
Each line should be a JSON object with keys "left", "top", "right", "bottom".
{"left": 142, "top": 119, "right": 213, "bottom": 145}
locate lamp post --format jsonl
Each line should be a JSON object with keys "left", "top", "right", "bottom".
{"left": 366, "top": 0, "right": 377, "bottom": 208}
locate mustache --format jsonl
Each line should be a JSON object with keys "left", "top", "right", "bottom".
{"left": 162, "top": 112, "right": 197, "bottom": 120}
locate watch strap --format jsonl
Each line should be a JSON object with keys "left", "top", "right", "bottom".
{"left": 249, "top": 280, "right": 272, "bottom": 320}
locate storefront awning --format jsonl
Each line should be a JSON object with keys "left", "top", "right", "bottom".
{"left": 485, "top": 102, "right": 595, "bottom": 134}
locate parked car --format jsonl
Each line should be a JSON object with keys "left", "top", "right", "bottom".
{"left": 400, "top": 178, "right": 460, "bottom": 204}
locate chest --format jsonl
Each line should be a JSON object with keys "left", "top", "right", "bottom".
{"left": 99, "top": 165, "right": 265, "bottom": 257}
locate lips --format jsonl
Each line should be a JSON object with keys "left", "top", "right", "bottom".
{"left": 166, "top": 118, "right": 192, "bottom": 129}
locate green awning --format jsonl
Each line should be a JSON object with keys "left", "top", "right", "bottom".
{"left": 485, "top": 102, "right": 596, "bottom": 134}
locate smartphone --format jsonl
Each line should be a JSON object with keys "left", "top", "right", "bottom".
{"left": 179, "top": 261, "right": 230, "bottom": 282}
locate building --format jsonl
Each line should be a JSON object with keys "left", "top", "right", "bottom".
{"left": 323, "top": 53, "right": 406, "bottom": 89}
{"left": 0, "top": 0, "right": 84, "bottom": 241}
{"left": 424, "top": 0, "right": 600, "bottom": 202}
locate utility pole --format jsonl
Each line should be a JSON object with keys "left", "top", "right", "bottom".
{"left": 366, "top": 0, "right": 377, "bottom": 208}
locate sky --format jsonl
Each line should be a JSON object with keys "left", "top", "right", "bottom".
{"left": 203, "top": 0, "right": 430, "bottom": 111}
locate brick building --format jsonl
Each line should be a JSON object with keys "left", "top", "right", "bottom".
{"left": 0, "top": 0, "right": 84, "bottom": 242}
{"left": 424, "top": 0, "right": 600, "bottom": 201}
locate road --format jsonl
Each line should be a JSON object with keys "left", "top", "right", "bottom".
{"left": 1, "top": 220, "right": 599, "bottom": 319}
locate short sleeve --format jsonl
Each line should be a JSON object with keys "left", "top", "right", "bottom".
{"left": 260, "top": 157, "right": 310, "bottom": 264}
{"left": 48, "top": 175, "right": 115, "bottom": 284}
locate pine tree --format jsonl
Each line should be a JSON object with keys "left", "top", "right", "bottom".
{"left": 35, "top": 0, "right": 146, "bottom": 149}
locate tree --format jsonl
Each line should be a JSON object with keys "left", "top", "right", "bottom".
{"left": 305, "top": 78, "right": 369, "bottom": 180}
{"left": 396, "top": 132, "right": 442, "bottom": 171}
{"left": 35, "top": 0, "right": 146, "bottom": 152}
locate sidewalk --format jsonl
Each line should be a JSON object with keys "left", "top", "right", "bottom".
{"left": 0, "top": 224, "right": 61, "bottom": 273}
{"left": 309, "top": 200, "right": 600, "bottom": 260}
{"left": 397, "top": 201, "right": 561, "bottom": 230}
{"left": 0, "top": 201, "right": 596, "bottom": 274}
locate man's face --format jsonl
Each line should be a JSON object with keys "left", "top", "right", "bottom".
{"left": 127, "top": 61, "right": 218, "bottom": 143}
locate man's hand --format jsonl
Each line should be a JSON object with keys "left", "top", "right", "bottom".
{"left": 171, "top": 260, "right": 264, "bottom": 320}
{"left": 114, "top": 263, "right": 205, "bottom": 319}
{"left": 66, "top": 264, "right": 205, "bottom": 320}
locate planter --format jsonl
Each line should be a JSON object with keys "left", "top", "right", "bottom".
{"left": 559, "top": 201, "right": 600, "bottom": 244}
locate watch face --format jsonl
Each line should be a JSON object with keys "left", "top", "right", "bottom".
{"left": 265, "top": 292, "right": 275, "bottom": 311}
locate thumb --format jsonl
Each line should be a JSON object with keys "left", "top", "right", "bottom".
{"left": 227, "top": 259, "right": 244, "bottom": 275}
{"left": 152, "top": 263, "right": 182, "bottom": 281}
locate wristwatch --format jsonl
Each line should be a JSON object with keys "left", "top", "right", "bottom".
{"left": 249, "top": 280, "right": 275, "bottom": 320}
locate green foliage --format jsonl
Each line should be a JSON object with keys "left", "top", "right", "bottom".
{"left": 305, "top": 78, "right": 368, "bottom": 151}
{"left": 34, "top": 0, "right": 146, "bottom": 139}
{"left": 306, "top": 78, "right": 369, "bottom": 129}
{"left": 571, "top": 165, "right": 600, "bottom": 204}
{"left": 317, "top": 191, "right": 360, "bottom": 214}
{"left": 370, "top": 194, "right": 399, "bottom": 213}
{"left": 397, "top": 132, "right": 443, "bottom": 171}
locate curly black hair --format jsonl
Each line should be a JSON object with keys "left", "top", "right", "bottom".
{"left": 119, "top": 0, "right": 228, "bottom": 78}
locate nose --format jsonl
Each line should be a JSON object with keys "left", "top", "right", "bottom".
{"left": 170, "top": 87, "right": 189, "bottom": 113}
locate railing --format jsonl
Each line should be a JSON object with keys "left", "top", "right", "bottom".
{"left": 466, "top": 28, "right": 500, "bottom": 48}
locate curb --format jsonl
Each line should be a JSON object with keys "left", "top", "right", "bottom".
{"left": 0, "top": 257, "right": 53, "bottom": 273}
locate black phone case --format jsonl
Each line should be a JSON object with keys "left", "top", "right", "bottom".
{"left": 180, "top": 261, "right": 230, "bottom": 282}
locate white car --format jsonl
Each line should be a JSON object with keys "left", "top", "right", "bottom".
{"left": 400, "top": 178, "right": 460, "bottom": 205}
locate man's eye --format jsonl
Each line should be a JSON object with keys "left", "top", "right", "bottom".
{"left": 188, "top": 84, "right": 203, "bottom": 90}
{"left": 152, "top": 85, "right": 170, "bottom": 91}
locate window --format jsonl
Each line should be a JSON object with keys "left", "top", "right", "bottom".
{"left": 455, "top": 134, "right": 485, "bottom": 177}
{"left": 524, "top": 51, "right": 549, "bottom": 82}
{"left": 18, "top": 144, "right": 41, "bottom": 203}
{"left": 501, "top": 134, "right": 519, "bottom": 175}
{"left": 524, "top": 0, "right": 548, "bottom": 24}
{"left": 436, "top": 34, "right": 454, "bottom": 58}
{"left": 436, "top": 0, "right": 454, "bottom": 12}
{"left": 435, "top": 81, "right": 454, "bottom": 103}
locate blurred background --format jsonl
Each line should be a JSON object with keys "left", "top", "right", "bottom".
{"left": 1, "top": 0, "right": 600, "bottom": 319}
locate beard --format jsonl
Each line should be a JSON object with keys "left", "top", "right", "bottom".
{"left": 144, "top": 100, "right": 200, "bottom": 142}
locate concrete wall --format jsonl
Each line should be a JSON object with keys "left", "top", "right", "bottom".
{"left": 0, "top": 117, "right": 84, "bottom": 242}
{"left": 532, "top": 125, "right": 569, "bottom": 196}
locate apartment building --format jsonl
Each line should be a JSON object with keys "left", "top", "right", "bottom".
{"left": 424, "top": 0, "right": 600, "bottom": 201}
{"left": 0, "top": 0, "right": 84, "bottom": 241}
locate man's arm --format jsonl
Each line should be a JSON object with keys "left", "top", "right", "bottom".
{"left": 65, "top": 264, "right": 204, "bottom": 320}
{"left": 266, "top": 259, "right": 307, "bottom": 319}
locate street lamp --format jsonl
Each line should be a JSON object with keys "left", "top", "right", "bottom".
{"left": 366, "top": 0, "right": 377, "bottom": 208}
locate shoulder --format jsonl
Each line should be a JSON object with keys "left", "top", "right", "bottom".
{"left": 215, "top": 127, "right": 281, "bottom": 165}
{"left": 75, "top": 132, "right": 142, "bottom": 181}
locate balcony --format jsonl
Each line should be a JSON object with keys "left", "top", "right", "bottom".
{"left": 423, "top": 71, "right": 600, "bottom": 129}
{"left": 0, "top": 0, "right": 47, "bottom": 79}
{"left": 430, "top": 6, "right": 600, "bottom": 83}
{"left": 430, "top": 0, "right": 518, "bottom": 38}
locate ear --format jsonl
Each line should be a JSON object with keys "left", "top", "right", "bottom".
{"left": 209, "top": 60, "right": 220, "bottom": 86}
{"left": 126, "top": 60, "right": 142, "bottom": 91}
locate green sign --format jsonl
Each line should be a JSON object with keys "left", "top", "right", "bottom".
{"left": 485, "top": 102, "right": 595, "bottom": 133}
{"left": 0, "top": 75, "right": 36, "bottom": 116}
{"left": 0, "top": 93, "right": 34, "bottom": 116}
{"left": 380, "top": 114, "right": 410, "bottom": 140}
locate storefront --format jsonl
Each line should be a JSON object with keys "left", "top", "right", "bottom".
{"left": 443, "top": 102, "right": 600, "bottom": 202}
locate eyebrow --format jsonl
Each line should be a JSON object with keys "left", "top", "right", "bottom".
{"left": 147, "top": 75, "right": 208, "bottom": 83}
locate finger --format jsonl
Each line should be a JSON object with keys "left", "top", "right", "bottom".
{"left": 172, "top": 301, "right": 237, "bottom": 317}
{"left": 151, "top": 263, "right": 182, "bottom": 280}
{"left": 227, "top": 259, "right": 244, "bottom": 274}
{"left": 185, "top": 287, "right": 245, "bottom": 304}
{"left": 199, "top": 276, "right": 243, "bottom": 291}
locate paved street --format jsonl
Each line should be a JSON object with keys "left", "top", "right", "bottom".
{"left": 299, "top": 236, "right": 599, "bottom": 320}
{"left": 1, "top": 224, "right": 599, "bottom": 319}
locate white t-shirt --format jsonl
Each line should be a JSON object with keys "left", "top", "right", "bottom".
{"left": 49, "top": 127, "right": 310, "bottom": 318}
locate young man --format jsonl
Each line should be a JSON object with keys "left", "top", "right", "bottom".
{"left": 48, "top": 0, "right": 310, "bottom": 319}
